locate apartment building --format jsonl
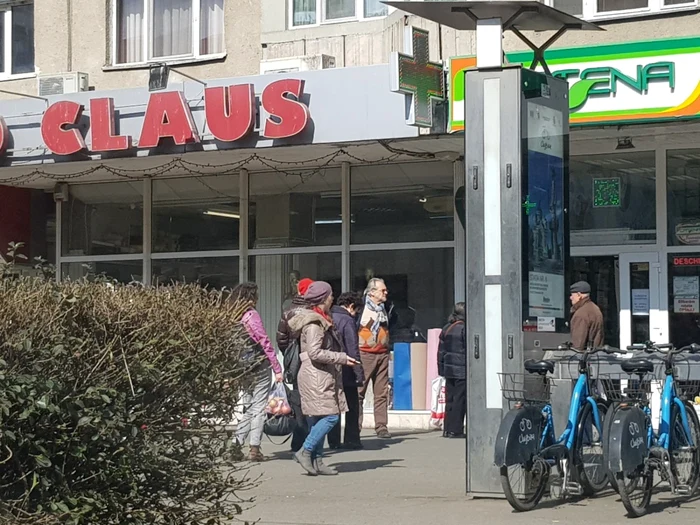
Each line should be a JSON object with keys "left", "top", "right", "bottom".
{"left": 0, "top": 0, "right": 260, "bottom": 98}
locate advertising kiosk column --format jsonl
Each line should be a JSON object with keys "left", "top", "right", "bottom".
{"left": 464, "top": 67, "right": 570, "bottom": 497}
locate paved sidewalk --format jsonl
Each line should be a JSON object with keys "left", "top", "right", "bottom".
{"left": 241, "top": 431, "right": 700, "bottom": 525}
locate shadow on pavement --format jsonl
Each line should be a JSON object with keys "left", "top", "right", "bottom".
{"left": 331, "top": 458, "right": 405, "bottom": 473}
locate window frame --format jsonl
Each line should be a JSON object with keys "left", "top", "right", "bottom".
{"left": 111, "top": 0, "right": 226, "bottom": 67}
{"left": 288, "top": 0, "right": 393, "bottom": 29}
{"left": 558, "top": 0, "right": 700, "bottom": 21}
{"left": 0, "top": 1, "right": 36, "bottom": 82}
{"left": 543, "top": 0, "right": 700, "bottom": 20}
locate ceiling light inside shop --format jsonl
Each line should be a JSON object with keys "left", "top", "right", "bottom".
{"left": 203, "top": 210, "right": 240, "bottom": 219}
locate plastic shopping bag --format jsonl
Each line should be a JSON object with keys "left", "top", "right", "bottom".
{"left": 265, "top": 382, "right": 292, "bottom": 416}
{"left": 429, "top": 377, "right": 446, "bottom": 429}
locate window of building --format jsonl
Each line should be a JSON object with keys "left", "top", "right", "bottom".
{"left": 667, "top": 149, "right": 700, "bottom": 247}
{"left": 583, "top": 0, "right": 697, "bottom": 19}
{"left": 153, "top": 256, "right": 239, "bottom": 288}
{"left": 153, "top": 175, "right": 239, "bottom": 253}
{"left": 290, "top": 0, "right": 388, "bottom": 27}
{"left": 62, "top": 182, "right": 144, "bottom": 257}
{"left": 569, "top": 151, "right": 656, "bottom": 247}
{"left": 115, "top": 0, "right": 224, "bottom": 65}
{"left": 249, "top": 168, "right": 342, "bottom": 249}
{"left": 350, "top": 161, "right": 454, "bottom": 245}
{"left": 0, "top": 2, "right": 34, "bottom": 77}
{"left": 351, "top": 248, "right": 454, "bottom": 339}
{"left": 549, "top": 0, "right": 584, "bottom": 15}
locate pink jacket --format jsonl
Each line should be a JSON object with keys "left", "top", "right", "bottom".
{"left": 241, "top": 309, "right": 282, "bottom": 374}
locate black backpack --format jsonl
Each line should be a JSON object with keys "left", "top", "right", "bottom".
{"left": 283, "top": 338, "right": 301, "bottom": 384}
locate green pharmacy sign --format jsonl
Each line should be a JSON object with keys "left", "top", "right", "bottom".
{"left": 450, "top": 37, "right": 700, "bottom": 131}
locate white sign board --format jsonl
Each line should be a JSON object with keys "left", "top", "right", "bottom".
{"left": 674, "top": 276, "right": 700, "bottom": 296}
{"left": 674, "top": 296, "right": 700, "bottom": 314}
{"left": 632, "top": 289, "right": 650, "bottom": 316}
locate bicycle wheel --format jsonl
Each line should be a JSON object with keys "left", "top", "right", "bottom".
{"left": 617, "top": 468, "right": 653, "bottom": 518}
{"left": 500, "top": 458, "right": 550, "bottom": 512}
{"left": 574, "top": 400, "right": 609, "bottom": 495}
{"left": 670, "top": 401, "right": 700, "bottom": 496}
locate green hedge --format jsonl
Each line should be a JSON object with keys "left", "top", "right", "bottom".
{"left": 0, "top": 256, "right": 256, "bottom": 524}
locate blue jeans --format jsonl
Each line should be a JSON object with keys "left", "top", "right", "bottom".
{"left": 303, "top": 415, "right": 340, "bottom": 459}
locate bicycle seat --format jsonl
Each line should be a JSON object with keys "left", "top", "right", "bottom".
{"left": 620, "top": 358, "right": 654, "bottom": 375}
{"left": 524, "top": 359, "right": 555, "bottom": 375}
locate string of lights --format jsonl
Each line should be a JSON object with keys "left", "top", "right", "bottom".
{"left": 2, "top": 147, "right": 411, "bottom": 187}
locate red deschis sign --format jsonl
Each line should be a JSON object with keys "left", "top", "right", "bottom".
{"left": 26, "top": 79, "right": 310, "bottom": 157}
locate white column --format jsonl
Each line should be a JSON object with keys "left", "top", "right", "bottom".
{"left": 483, "top": 77, "right": 502, "bottom": 410}
{"left": 476, "top": 18, "right": 503, "bottom": 68}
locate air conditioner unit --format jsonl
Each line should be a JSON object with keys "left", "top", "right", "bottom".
{"left": 38, "top": 72, "right": 89, "bottom": 97}
{"left": 260, "top": 55, "right": 336, "bottom": 75}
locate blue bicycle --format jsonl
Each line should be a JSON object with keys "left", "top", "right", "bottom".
{"left": 606, "top": 342, "right": 700, "bottom": 518}
{"left": 495, "top": 343, "right": 624, "bottom": 511}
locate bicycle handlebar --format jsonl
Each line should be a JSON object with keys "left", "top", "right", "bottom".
{"left": 543, "top": 343, "right": 627, "bottom": 355}
{"left": 625, "top": 341, "right": 700, "bottom": 355}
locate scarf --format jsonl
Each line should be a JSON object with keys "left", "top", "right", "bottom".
{"left": 365, "top": 296, "right": 388, "bottom": 339}
{"left": 313, "top": 306, "right": 332, "bottom": 323}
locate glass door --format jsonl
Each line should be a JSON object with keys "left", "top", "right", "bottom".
{"left": 619, "top": 253, "right": 667, "bottom": 350}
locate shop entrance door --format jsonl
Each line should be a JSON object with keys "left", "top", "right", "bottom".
{"left": 619, "top": 253, "right": 667, "bottom": 350}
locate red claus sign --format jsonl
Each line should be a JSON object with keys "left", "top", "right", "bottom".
{"left": 37, "top": 79, "right": 310, "bottom": 156}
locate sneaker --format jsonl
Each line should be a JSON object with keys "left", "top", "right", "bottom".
{"left": 328, "top": 443, "right": 342, "bottom": 450}
{"left": 342, "top": 442, "right": 364, "bottom": 450}
{"left": 444, "top": 432, "right": 466, "bottom": 439}
{"left": 377, "top": 429, "right": 392, "bottom": 439}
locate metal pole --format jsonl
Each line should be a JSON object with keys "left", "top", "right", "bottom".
{"left": 142, "top": 177, "right": 152, "bottom": 286}
{"left": 341, "top": 161, "right": 351, "bottom": 292}
{"left": 239, "top": 168, "right": 249, "bottom": 283}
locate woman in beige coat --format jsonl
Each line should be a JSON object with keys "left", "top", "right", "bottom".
{"left": 289, "top": 281, "right": 359, "bottom": 476}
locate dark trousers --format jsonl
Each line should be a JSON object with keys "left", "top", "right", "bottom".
{"left": 287, "top": 384, "right": 309, "bottom": 452}
{"left": 328, "top": 385, "right": 361, "bottom": 446}
{"left": 444, "top": 378, "right": 466, "bottom": 435}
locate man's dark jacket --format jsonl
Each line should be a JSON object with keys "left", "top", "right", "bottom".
{"left": 331, "top": 305, "right": 365, "bottom": 387}
{"left": 437, "top": 319, "right": 466, "bottom": 380}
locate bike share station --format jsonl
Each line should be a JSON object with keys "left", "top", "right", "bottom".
{"left": 390, "top": 1, "right": 700, "bottom": 508}
{"left": 385, "top": 0, "right": 604, "bottom": 498}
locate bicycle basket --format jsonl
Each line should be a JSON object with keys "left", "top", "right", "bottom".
{"left": 498, "top": 372, "right": 554, "bottom": 404}
{"left": 596, "top": 373, "right": 654, "bottom": 403}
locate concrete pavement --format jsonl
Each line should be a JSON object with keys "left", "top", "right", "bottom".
{"left": 240, "top": 430, "right": 700, "bottom": 525}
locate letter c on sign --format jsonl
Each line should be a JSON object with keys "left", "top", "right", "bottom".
{"left": 261, "top": 79, "right": 310, "bottom": 139}
{"left": 41, "top": 101, "right": 87, "bottom": 155}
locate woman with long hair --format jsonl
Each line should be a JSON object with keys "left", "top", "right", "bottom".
{"left": 232, "top": 282, "right": 283, "bottom": 461}
{"left": 437, "top": 302, "right": 467, "bottom": 438}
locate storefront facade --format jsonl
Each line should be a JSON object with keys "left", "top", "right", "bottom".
{"left": 0, "top": 63, "right": 463, "bottom": 428}
{"left": 7, "top": 34, "right": 700, "bottom": 425}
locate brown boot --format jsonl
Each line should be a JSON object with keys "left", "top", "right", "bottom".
{"left": 249, "top": 445, "right": 265, "bottom": 462}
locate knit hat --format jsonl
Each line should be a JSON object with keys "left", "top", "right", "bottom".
{"left": 304, "top": 281, "right": 332, "bottom": 306}
{"left": 297, "top": 278, "right": 313, "bottom": 296}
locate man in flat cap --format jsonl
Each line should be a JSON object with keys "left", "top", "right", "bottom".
{"left": 569, "top": 281, "right": 604, "bottom": 351}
